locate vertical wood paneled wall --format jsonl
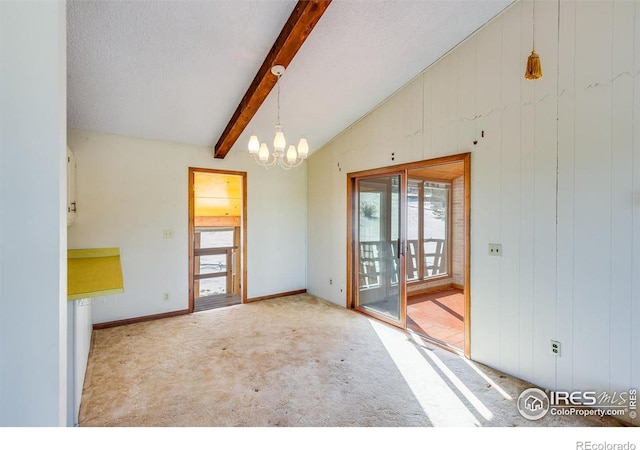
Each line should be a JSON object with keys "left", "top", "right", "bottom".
{"left": 306, "top": 1, "right": 640, "bottom": 420}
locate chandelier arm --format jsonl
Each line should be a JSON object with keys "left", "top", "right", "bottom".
{"left": 252, "top": 152, "right": 278, "bottom": 168}
{"left": 278, "top": 157, "right": 305, "bottom": 170}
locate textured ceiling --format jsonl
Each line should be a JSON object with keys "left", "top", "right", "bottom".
{"left": 67, "top": 0, "right": 513, "bottom": 156}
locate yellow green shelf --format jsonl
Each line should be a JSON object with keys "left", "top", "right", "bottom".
{"left": 68, "top": 248, "right": 124, "bottom": 301}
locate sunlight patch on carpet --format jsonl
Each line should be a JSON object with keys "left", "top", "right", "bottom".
{"left": 414, "top": 336, "right": 494, "bottom": 421}
{"left": 368, "top": 318, "right": 481, "bottom": 426}
{"left": 459, "top": 356, "right": 513, "bottom": 401}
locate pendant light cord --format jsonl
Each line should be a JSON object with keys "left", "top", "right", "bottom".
{"left": 532, "top": 0, "right": 536, "bottom": 50}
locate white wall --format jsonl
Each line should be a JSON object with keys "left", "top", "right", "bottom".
{"left": 67, "top": 130, "right": 307, "bottom": 324}
{"left": 0, "top": 1, "right": 67, "bottom": 426}
{"left": 307, "top": 0, "right": 639, "bottom": 424}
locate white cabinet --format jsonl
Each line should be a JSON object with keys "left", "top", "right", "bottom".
{"left": 67, "top": 298, "right": 92, "bottom": 426}
{"left": 67, "top": 146, "right": 76, "bottom": 226}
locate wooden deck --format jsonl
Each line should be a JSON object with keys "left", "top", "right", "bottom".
{"left": 194, "top": 293, "right": 241, "bottom": 312}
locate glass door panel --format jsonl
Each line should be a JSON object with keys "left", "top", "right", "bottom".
{"left": 355, "top": 173, "right": 406, "bottom": 326}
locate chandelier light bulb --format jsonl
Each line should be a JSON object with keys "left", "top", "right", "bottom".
{"left": 248, "top": 135, "right": 260, "bottom": 154}
{"left": 286, "top": 145, "right": 297, "bottom": 164}
{"left": 258, "top": 143, "right": 269, "bottom": 162}
{"left": 273, "top": 124, "right": 286, "bottom": 154}
{"left": 297, "top": 138, "right": 309, "bottom": 159}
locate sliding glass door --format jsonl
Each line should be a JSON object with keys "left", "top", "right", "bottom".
{"left": 348, "top": 154, "right": 471, "bottom": 357}
{"left": 354, "top": 172, "right": 406, "bottom": 327}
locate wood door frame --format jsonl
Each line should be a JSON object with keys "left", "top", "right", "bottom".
{"left": 188, "top": 167, "right": 247, "bottom": 312}
{"left": 346, "top": 152, "right": 471, "bottom": 357}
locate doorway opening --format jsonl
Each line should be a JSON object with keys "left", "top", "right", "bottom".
{"left": 189, "top": 168, "right": 247, "bottom": 312}
{"left": 347, "top": 154, "right": 470, "bottom": 356}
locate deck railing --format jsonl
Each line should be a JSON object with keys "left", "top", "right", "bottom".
{"left": 194, "top": 246, "right": 237, "bottom": 296}
{"left": 359, "top": 238, "right": 445, "bottom": 289}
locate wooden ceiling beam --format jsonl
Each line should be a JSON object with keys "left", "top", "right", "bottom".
{"left": 214, "top": 0, "right": 332, "bottom": 159}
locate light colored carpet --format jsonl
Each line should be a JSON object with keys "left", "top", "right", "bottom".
{"left": 79, "top": 294, "right": 621, "bottom": 427}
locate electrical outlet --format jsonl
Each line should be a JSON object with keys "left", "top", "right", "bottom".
{"left": 551, "top": 340, "right": 561, "bottom": 357}
{"left": 163, "top": 229, "right": 174, "bottom": 239}
{"left": 329, "top": 279, "right": 333, "bottom": 285}
{"left": 163, "top": 292, "right": 170, "bottom": 301}
{"left": 488, "top": 243, "right": 502, "bottom": 256}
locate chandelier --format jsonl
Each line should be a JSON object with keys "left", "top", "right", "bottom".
{"left": 247, "top": 65, "right": 309, "bottom": 169}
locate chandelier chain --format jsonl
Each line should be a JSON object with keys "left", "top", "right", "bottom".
{"left": 276, "top": 73, "right": 281, "bottom": 125}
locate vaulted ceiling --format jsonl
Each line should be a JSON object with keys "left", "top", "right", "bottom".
{"left": 67, "top": 0, "right": 513, "bottom": 158}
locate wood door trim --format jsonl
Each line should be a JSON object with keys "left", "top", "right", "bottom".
{"left": 353, "top": 305, "right": 405, "bottom": 328}
{"left": 188, "top": 169, "right": 195, "bottom": 311}
{"left": 189, "top": 167, "right": 248, "bottom": 312}
{"left": 347, "top": 153, "right": 470, "bottom": 178}
{"left": 399, "top": 170, "right": 408, "bottom": 329}
{"left": 418, "top": 180, "right": 425, "bottom": 280}
{"left": 463, "top": 153, "right": 471, "bottom": 358}
{"left": 346, "top": 175, "right": 354, "bottom": 309}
